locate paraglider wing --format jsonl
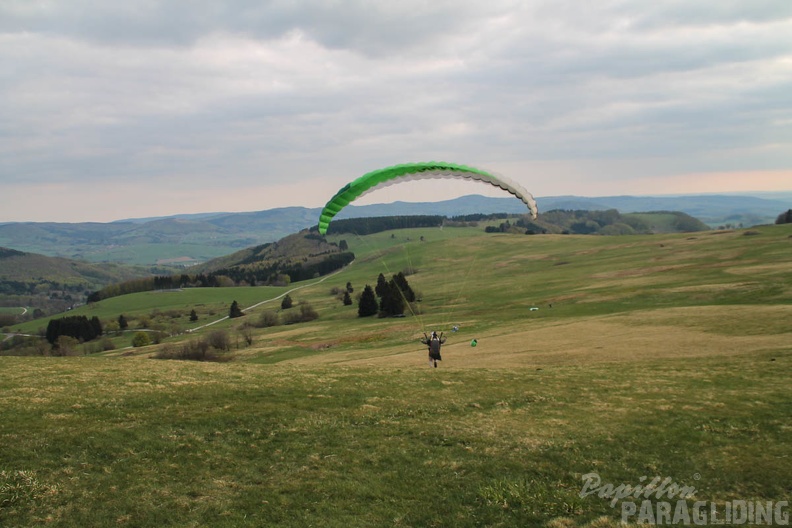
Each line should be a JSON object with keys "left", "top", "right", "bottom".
{"left": 317, "top": 162, "right": 538, "bottom": 235}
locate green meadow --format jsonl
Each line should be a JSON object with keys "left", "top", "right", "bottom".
{"left": 0, "top": 307, "right": 27, "bottom": 315}
{"left": 76, "top": 242, "right": 236, "bottom": 266}
{"left": 2, "top": 224, "right": 791, "bottom": 527}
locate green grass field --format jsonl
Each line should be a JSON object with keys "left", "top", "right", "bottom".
{"left": 76, "top": 242, "right": 236, "bottom": 266}
{"left": 0, "top": 307, "right": 27, "bottom": 316}
{"left": 2, "top": 224, "right": 791, "bottom": 527}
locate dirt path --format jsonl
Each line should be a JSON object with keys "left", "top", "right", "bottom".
{"left": 185, "top": 261, "right": 353, "bottom": 333}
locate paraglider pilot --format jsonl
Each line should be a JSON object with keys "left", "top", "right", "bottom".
{"left": 421, "top": 331, "right": 446, "bottom": 368}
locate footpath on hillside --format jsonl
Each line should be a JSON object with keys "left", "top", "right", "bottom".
{"left": 186, "top": 260, "right": 353, "bottom": 333}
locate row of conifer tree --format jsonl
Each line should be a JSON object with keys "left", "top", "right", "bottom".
{"left": 357, "top": 272, "right": 415, "bottom": 318}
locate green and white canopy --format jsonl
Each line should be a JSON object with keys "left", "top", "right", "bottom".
{"left": 318, "top": 162, "right": 538, "bottom": 235}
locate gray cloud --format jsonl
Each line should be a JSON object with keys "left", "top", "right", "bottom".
{"left": 0, "top": 0, "right": 496, "bottom": 53}
{"left": 1, "top": 0, "right": 790, "bottom": 222}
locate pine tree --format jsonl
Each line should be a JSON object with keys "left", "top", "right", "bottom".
{"left": 393, "top": 272, "right": 415, "bottom": 302}
{"left": 189, "top": 309, "right": 198, "bottom": 322}
{"left": 281, "top": 294, "right": 293, "bottom": 310}
{"left": 45, "top": 319, "right": 60, "bottom": 344}
{"left": 118, "top": 314, "right": 128, "bottom": 330}
{"left": 90, "top": 316, "right": 103, "bottom": 339}
{"left": 343, "top": 291, "right": 353, "bottom": 306}
{"left": 358, "top": 285, "right": 379, "bottom": 317}
{"left": 379, "top": 279, "right": 405, "bottom": 317}
{"left": 229, "top": 300, "right": 244, "bottom": 318}
{"left": 375, "top": 273, "right": 387, "bottom": 297}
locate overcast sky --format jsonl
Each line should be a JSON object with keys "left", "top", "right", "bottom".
{"left": 2, "top": 1, "right": 791, "bottom": 223}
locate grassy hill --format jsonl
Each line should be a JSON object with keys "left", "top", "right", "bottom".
{"left": 0, "top": 208, "right": 321, "bottom": 266}
{"left": 191, "top": 230, "right": 346, "bottom": 275}
{"left": 0, "top": 247, "right": 145, "bottom": 286}
{"left": 0, "top": 247, "right": 154, "bottom": 323}
{"left": 1, "top": 193, "right": 788, "bottom": 266}
{"left": 538, "top": 194, "right": 790, "bottom": 228}
{"left": 2, "top": 224, "right": 791, "bottom": 526}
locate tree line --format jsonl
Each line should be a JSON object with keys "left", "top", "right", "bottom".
{"left": 46, "top": 315, "right": 103, "bottom": 345}
{"left": 322, "top": 216, "right": 444, "bottom": 235}
{"left": 482, "top": 209, "right": 708, "bottom": 235}
{"left": 87, "top": 252, "right": 354, "bottom": 303}
{"left": 211, "top": 252, "right": 354, "bottom": 285}
{"left": 87, "top": 274, "right": 222, "bottom": 302}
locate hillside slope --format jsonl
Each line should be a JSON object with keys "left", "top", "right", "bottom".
{"left": 8, "top": 222, "right": 792, "bottom": 360}
{"left": 189, "top": 231, "right": 354, "bottom": 285}
{"left": 0, "top": 193, "right": 788, "bottom": 265}
{"left": 3, "top": 224, "right": 791, "bottom": 528}
{"left": 0, "top": 246, "right": 153, "bottom": 317}
{"left": 0, "top": 247, "right": 148, "bottom": 286}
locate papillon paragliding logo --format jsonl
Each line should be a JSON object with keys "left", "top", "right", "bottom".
{"left": 580, "top": 473, "right": 789, "bottom": 526}
{"left": 316, "top": 161, "right": 538, "bottom": 235}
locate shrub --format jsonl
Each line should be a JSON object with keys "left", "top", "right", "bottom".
{"left": 54, "top": 336, "right": 81, "bottom": 356}
{"left": 205, "top": 329, "right": 231, "bottom": 351}
{"left": 283, "top": 303, "right": 319, "bottom": 325}
{"left": 153, "top": 335, "right": 233, "bottom": 362}
{"left": 257, "top": 310, "right": 280, "bottom": 328}
{"left": 83, "top": 337, "right": 117, "bottom": 355}
{"left": 239, "top": 326, "right": 253, "bottom": 346}
{"left": 131, "top": 332, "right": 151, "bottom": 348}
{"left": 0, "top": 335, "right": 50, "bottom": 357}
{"left": 155, "top": 340, "right": 209, "bottom": 361}
{"left": 149, "top": 330, "right": 168, "bottom": 345}
{"left": 298, "top": 303, "right": 319, "bottom": 322}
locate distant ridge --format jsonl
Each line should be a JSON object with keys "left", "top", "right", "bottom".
{"left": 333, "top": 193, "right": 790, "bottom": 227}
{"left": 0, "top": 193, "right": 788, "bottom": 265}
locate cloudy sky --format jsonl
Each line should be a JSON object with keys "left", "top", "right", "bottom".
{"left": 2, "top": 1, "right": 791, "bottom": 223}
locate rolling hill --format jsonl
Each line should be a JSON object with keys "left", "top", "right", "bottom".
{"left": 0, "top": 247, "right": 155, "bottom": 320}
{"left": 0, "top": 193, "right": 788, "bottom": 266}
{"left": 1, "top": 221, "right": 791, "bottom": 527}
{"left": 0, "top": 247, "right": 151, "bottom": 287}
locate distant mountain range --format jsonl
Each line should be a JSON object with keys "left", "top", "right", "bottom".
{"left": 0, "top": 193, "right": 789, "bottom": 266}
{"left": 332, "top": 193, "right": 792, "bottom": 227}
